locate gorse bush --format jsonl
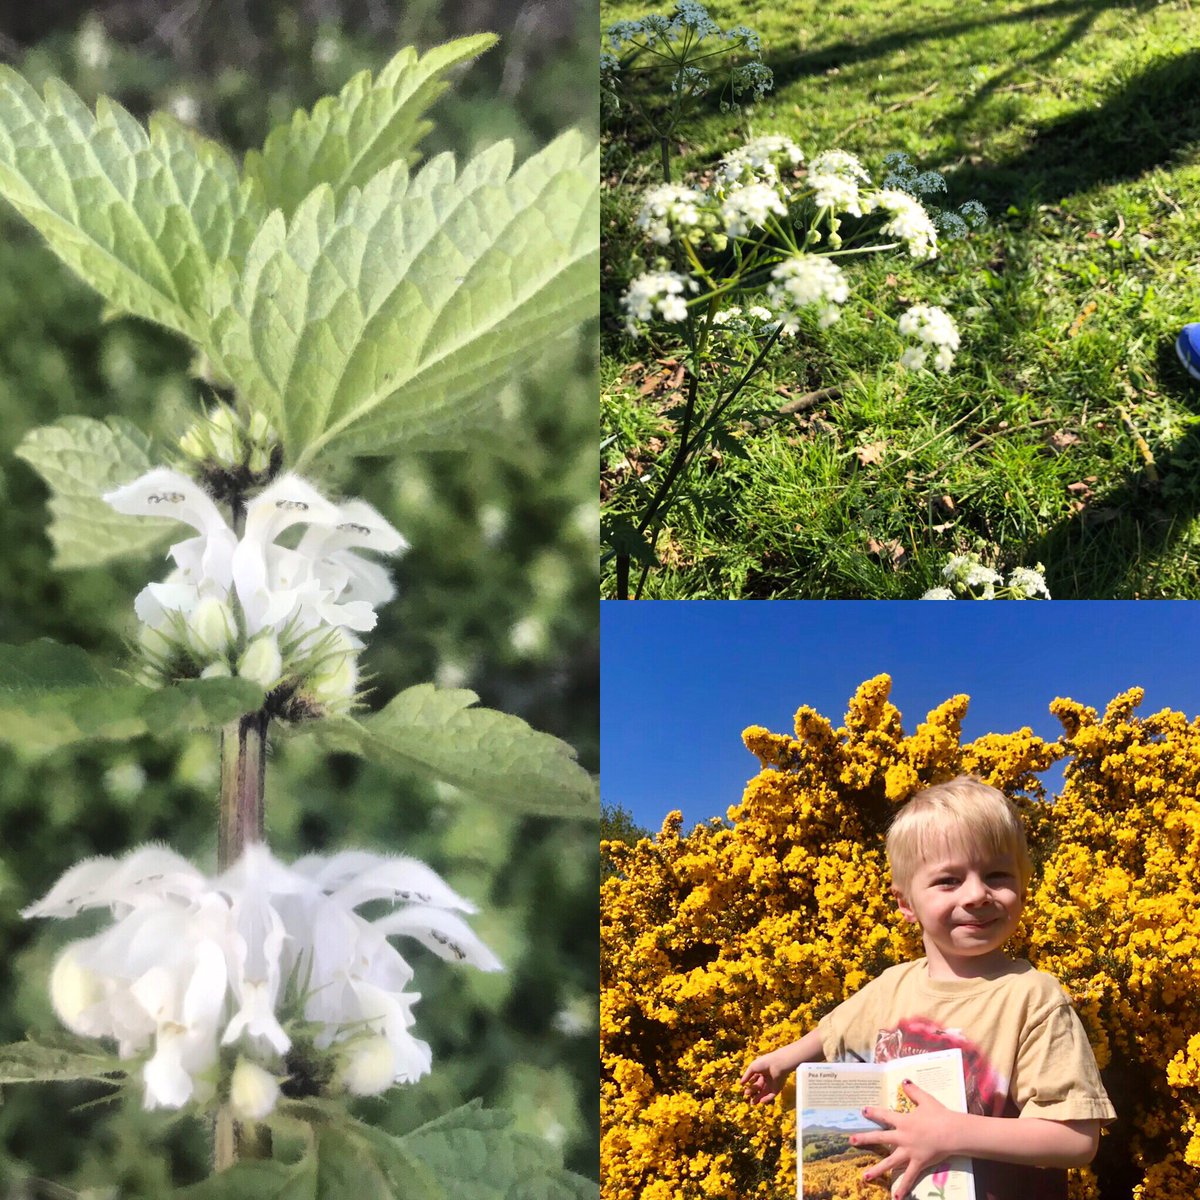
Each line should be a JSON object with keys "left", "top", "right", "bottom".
{"left": 600, "top": 676, "right": 1200, "bottom": 1199}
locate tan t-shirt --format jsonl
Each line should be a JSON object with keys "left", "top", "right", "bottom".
{"left": 817, "top": 958, "right": 1115, "bottom": 1200}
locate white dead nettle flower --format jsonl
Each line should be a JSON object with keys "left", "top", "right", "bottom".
{"left": 24, "top": 842, "right": 501, "bottom": 1114}
{"left": 897, "top": 304, "right": 960, "bottom": 372}
{"left": 765, "top": 254, "right": 849, "bottom": 331}
{"left": 103, "top": 469, "right": 407, "bottom": 705}
{"left": 866, "top": 188, "right": 939, "bottom": 260}
{"left": 621, "top": 271, "right": 697, "bottom": 335}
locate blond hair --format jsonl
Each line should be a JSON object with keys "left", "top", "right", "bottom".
{"left": 886, "top": 776, "right": 1032, "bottom": 894}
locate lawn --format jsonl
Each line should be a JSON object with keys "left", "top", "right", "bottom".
{"left": 600, "top": 0, "right": 1200, "bottom": 598}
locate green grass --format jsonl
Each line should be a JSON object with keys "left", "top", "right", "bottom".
{"left": 600, "top": 0, "right": 1200, "bottom": 597}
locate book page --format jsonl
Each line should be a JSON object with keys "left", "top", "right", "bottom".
{"left": 797, "top": 1052, "right": 976, "bottom": 1200}
{"left": 797, "top": 1063, "right": 888, "bottom": 1199}
{"left": 880, "top": 1050, "right": 975, "bottom": 1200}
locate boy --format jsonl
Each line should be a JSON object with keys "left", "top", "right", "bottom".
{"left": 740, "top": 776, "right": 1115, "bottom": 1200}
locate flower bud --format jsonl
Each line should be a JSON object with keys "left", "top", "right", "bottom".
{"left": 306, "top": 650, "right": 359, "bottom": 713}
{"left": 207, "top": 406, "right": 241, "bottom": 464}
{"left": 338, "top": 1035, "right": 396, "bottom": 1096}
{"left": 186, "top": 597, "right": 235, "bottom": 660}
{"left": 49, "top": 946, "right": 104, "bottom": 1033}
{"left": 238, "top": 632, "right": 283, "bottom": 690}
{"left": 139, "top": 622, "right": 178, "bottom": 662}
{"left": 200, "top": 660, "right": 232, "bottom": 679}
{"left": 230, "top": 1057, "right": 280, "bottom": 1120}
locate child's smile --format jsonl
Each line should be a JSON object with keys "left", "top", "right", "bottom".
{"left": 894, "top": 848, "right": 1025, "bottom": 978}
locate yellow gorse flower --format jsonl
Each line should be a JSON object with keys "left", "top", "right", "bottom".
{"left": 600, "top": 676, "right": 1200, "bottom": 1200}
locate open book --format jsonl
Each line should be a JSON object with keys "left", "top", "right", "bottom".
{"left": 797, "top": 1048, "right": 975, "bottom": 1200}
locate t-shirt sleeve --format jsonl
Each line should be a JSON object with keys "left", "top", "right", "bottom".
{"left": 1012, "top": 1001, "right": 1117, "bottom": 1123}
{"left": 818, "top": 973, "right": 887, "bottom": 1064}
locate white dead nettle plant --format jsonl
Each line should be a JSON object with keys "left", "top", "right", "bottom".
{"left": 0, "top": 31, "right": 599, "bottom": 1198}
{"left": 25, "top": 844, "right": 501, "bottom": 1113}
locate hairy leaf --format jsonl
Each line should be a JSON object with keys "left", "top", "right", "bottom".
{"left": 14, "top": 415, "right": 171, "bottom": 568}
{"left": 249, "top": 1107, "right": 592, "bottom": 1200}
{"left": 314, "top": 684, "right": 597, "bottom": 818}
{"left": 0, "top": 69, "right": 263, "bottom": 341}
{"left": 176, "top": 1161, "right": 315, "bottom": 1200}
{"left": 0, "top": 642, "right": 264, "bottom": 752}
{"left": 397, "top": 1102, "right": 598, "bottom": 1200}
{"left": 244, "top": 35, "right": 497, "bottom": 218}
{"left": 213, "top": 131, "right": 599, "bottom": 466}
{"left": 0, "top": 1036, "right": 125, "bottom": 1084}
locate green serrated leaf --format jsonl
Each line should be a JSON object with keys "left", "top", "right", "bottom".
{"left": 244, "top": 35, "right": 498, "bottom": 218}
{"left": 0, "top": 69, "right": 264, "bottom": 342}
{"left": 213, "top": 130, "right": 599, "bottom": 466}
{"left": 14, "top": 415, "right": 171, "bottom": 569}
{"left": 0, "top": 642, "right": 264, "bottom": 753}
{"left": 398, "top": 1102, "right": 598, "bottom": 1200}
{"left": 140, "top": 677, "right": 266, "bottom": 736}
{"left": 175, "top": 1161, "right": 315, "bottom": 1200}
{"left": 0, "top": 639, "right": 110, "bottom": 689}
{"left": 312, "top": 1125, "right": 398, "bottom": 1200}
{"left": 0, "top": 1037, "right": 125, "bottom": 1084}
{"left": 313, "top": 685, "right": 596, "bottom": 818}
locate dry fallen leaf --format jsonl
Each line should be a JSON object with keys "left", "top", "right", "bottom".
{"left": 1047, "top": 430, "right": 1081, "bottom": 453}
{"left": 867, "top": 537, "right": 908, "bottom": 568}
{"left": 854, "top": 440, "right": 888, "bottom": 467}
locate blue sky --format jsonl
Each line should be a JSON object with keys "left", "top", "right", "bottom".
{"left": 602, "top": 602, "right": 1198, "bottom": 832}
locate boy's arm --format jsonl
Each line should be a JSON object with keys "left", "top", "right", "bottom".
{"left": 739, "top": 1028, "right": 825, "bottom": 1105}
{"left": 853, "top": 1080, "right": 1101, "bottom": 1196}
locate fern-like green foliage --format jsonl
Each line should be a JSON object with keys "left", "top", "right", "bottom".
{"left": 0, "top": 37, "right": 598, "bottom": 467}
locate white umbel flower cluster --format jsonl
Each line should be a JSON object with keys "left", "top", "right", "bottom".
{"left": 24, "top": 843, "right": 501, "bottom": 1113}
{"left": 635, "top": 184, "right": 709, "bottom": 246}
{"left": 867, "top": 188, "right": 940, "bottom": 260}
{"left": 719, "top": 182, "right": 788, "bottom": 238}
{"left": 105, "top": 468, "right": 407, "bottom": 715}
{"left": 897, "top": 304, "right": 961, "bottom": 373}
{"left": 806, "top": 150, "right": 870, "bottom": 217}
{"left": 766, "top": 255, "right": 850, "bottom": 331}
{"left": 621, "top": 270, "right": 697, "bottom": 334}
{"left": 923, "top": 554, "right": 1051, "bottom": 599}
{"left": 713, "top": 134, "right": 804, "bottom": 194}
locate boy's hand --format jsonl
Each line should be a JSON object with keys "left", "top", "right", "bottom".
{"left": 850, "top": 1080, "right": 960, "bottom": 1198}
{"left": 739, "top": 1052, "right": 789, "bottom": 1105}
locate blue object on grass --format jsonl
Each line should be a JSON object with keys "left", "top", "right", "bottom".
{"left": 1178, "top": 323, "right": 1200, "bottom": 382}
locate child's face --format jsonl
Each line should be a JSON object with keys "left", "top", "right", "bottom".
{"left": 893, "top": 840, "right": 1025, "bottom": 975}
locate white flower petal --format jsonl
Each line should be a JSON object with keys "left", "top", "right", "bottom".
{"left": 373, "top": 906, "right": 503, "bottom": 972}
{"left": 103, "top": 469, "right": 226, "bottom": 537}
{"left": 327, "top": 856, "right": 478, "bottom": 914}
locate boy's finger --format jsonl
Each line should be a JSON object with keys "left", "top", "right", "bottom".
{"left": 860, "top": 1105, "right": 895, "bottom": 1128}
{"left": 860, "top": 1149, "right": 902, "bottom": 1181}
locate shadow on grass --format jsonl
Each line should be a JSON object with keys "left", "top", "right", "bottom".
{"left": 1027, "top": 350, "right": 1200, "bottom": 599}
{"left": 950, "top": 47, "right": 1200, "bottom": 210}
{"left": 768, "top": 0, "right": 1164, "bottom": 93}
{"left": 955, "top": 49, "right": 1200, "bottom": 596}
